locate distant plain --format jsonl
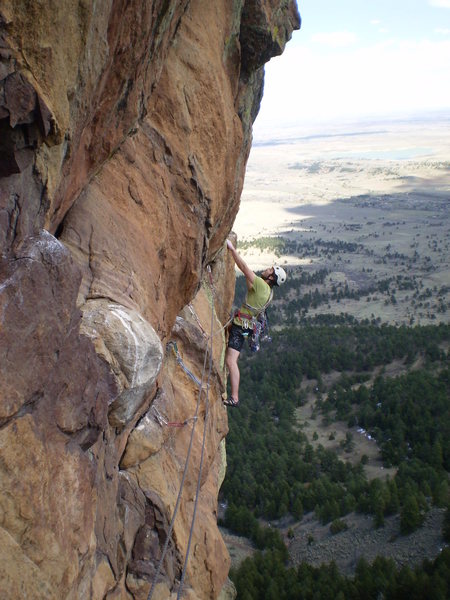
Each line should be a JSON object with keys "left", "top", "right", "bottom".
{"left": 235, "top": 116, "right": 450, "bottom": 326}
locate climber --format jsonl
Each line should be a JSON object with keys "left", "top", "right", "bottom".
{"left": 223, "top": 239, "right": 286, "bottom": 407}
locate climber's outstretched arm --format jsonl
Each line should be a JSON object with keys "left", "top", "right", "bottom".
{"left": 226, "top": 240, "right": 255, "bottom": 290}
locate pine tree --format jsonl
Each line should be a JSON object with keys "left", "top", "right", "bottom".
{"left": 400, "top": 495, "right": 422, "bottom": 534}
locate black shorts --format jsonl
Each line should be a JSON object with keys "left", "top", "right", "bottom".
{"left": 227, "top": 323, "right": 250, "bottom": 352}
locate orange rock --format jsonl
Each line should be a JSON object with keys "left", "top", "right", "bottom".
{"left": 0, "top": 1, "right": 300, "bottom": 598}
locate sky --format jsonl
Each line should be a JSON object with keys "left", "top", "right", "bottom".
{"left": 254, "top": 0, "right": 450, "bottom": 136}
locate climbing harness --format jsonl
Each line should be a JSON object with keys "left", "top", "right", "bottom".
{"left": 147, "top": 265, "right": 215, "bottom": 600}
{"left": 234, "top": 288, "right": 273, "bottom": 353}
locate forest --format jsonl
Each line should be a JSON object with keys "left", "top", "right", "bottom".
{"left": 231, "top": 547, "right": 450, "bottom": 600}
{"left": 221, "top": 318, "right": 450, "bottom": 597}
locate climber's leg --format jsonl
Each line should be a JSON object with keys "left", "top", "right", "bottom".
{"left": 225, "top": 346, "right": 240, "bottom": 404}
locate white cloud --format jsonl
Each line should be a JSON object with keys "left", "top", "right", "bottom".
{"left": 435, "top": 27, "right": 450, "bottom": 34}
{"left": 311, "top": 31, "right": 357, "bottom": 48}
{"left": 256, "top": 37, "right": 450, "bottom": 130}
{"left": 370, "top": 19, "right": 381, "bottom": 25}
{"left": 429, "top": 0, "right": 450, "bottom": 7}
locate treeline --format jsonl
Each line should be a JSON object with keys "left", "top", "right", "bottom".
{"left": 237, "top": 235, "right": 363, "bottom": 257}
{"left": 230, "top": 547, "right": 450, "bottom": 600}
{"left": 219, "top": 504, "right": 287, "bottom": 560}
{"left": 222, "top": 398, "right": 370, "bottom": 524}
{"left": 277, "top": 322, "right": 449, "bottom": 379}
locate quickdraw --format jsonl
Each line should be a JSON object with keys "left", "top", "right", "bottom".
{"left": 152, "top": 406, "right": 198, "bottom": 429}
{"left": 187, "top": 303, "right": 208, "bottom": 338}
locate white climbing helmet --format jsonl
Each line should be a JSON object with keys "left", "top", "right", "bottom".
{"left": 273, "top": 265, "right": 287, "bottom": 286}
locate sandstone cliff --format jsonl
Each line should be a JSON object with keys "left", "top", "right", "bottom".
{"left": 0, "top": 1, "right": 299, "bottom": 598}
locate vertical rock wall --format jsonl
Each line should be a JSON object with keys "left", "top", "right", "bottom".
{"left": 0, "top": 1, "right": 300, "bottom": 598}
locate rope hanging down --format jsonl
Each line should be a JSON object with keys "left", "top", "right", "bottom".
{"left": 167, "top": 341, "right": 208, "bottom": 389}
{"left": 151, "top": 343, "right": 205, "bottom": 428}
{"left": 204, "top": 270, "right": 236, "bottom": 337}
{"left": 147, "top": 265, "right": 216, "bottom": 600}
{"left": 177, "top": 268, "right": 215, "bottom": 599}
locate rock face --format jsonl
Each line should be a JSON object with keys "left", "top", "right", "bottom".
{"left": 0, "top": 1, "right": 299, "bottom": 598}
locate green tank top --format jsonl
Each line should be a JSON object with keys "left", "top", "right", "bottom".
{"left": 234, "top": 276, "right": 271, "bottom": 327}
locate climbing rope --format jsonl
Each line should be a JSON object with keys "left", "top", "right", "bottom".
{"left": 167, "top": 341, "right": 208, "bottom": 389}
{"left": 147, "top": 341, "right": 209, "bottom": 600}
{"left": 187, "top": 295, "right": 234, "bottom": 339}
{"left": 151, "top": 340, "right": 209, "bottom": 428}
{"left": 147, "top": 265, "right": 216, "bottom": 600}
{"left": 203, "top": 268, "right": 236, "bottom": 336}
{"left": 177, "top": 267, "right": 215, "bottom": 599}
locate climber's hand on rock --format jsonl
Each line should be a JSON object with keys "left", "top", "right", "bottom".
{"left": 226, "top": 239, "right": 234, "bottom": 251}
